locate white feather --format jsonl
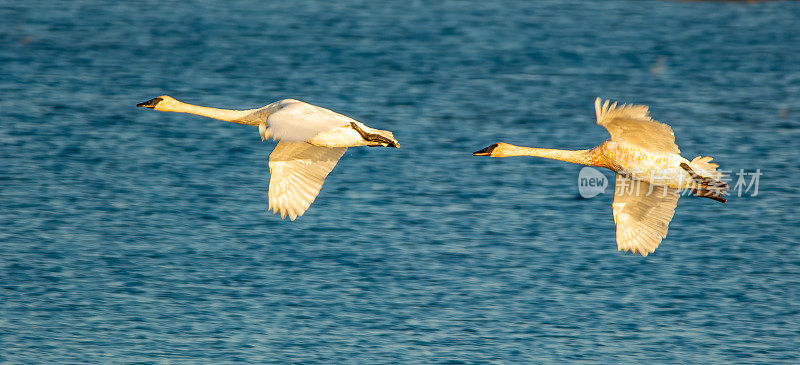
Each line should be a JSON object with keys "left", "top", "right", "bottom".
{"left": 268, "top": 141, "right": 347, "bottom": 220}
{"left": 265, "top": 100, "right": 353, "bottom": 142}
{"left": 595, "top": 97, "right": 680, "bottom": 154}
{"left": 612, "top": 174, "right": 679, "bottom": 256}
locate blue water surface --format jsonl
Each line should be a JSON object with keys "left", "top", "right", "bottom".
{"left": 1, "top": 0, "right": 799, "bottom": 363}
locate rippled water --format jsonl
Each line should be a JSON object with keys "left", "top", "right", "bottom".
{"left": 2, "top": 0, "right": 799, "bottom": 363}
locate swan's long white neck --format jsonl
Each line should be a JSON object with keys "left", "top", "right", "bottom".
{"left": 154, "top": 98, "right": 268, "bottom": 126}
{"left": 175, "top": 103, "right": 258, "bottom": 124}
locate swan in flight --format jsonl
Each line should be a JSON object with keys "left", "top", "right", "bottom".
{"left": 137, "top": 95, "right": 399, "bottom": 220}
{"left": 473, "top": 98, "right": 728, "bottom": 256}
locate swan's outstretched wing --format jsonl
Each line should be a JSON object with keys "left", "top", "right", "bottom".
{"left": 265, "top": 100, "right": 352, "bottom": 142}
{"left": 595, "top": 98, "right": 680, "bottom": 154}
{"left": 268, "top": 141, "right": 347, "bottom": 220}
{"left": 612, "top": 174, "right": 679, "bottom": 256}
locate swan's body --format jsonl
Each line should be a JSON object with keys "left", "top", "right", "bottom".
{"left": 137, "top": 95, "right": 398, "bottom": 220}
{"left": 474, "top": 98, "right": 727, "bottom": 256}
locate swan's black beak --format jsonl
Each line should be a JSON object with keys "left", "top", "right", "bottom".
{"left": 137, "top": 97, "right": 163, "bottom": 109}
{"left": 473, "top": 144, "right": 498, "bottom": 156}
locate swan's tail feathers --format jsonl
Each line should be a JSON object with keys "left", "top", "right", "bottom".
{"left": 680, "top": 160, "right": 729, "bottom": 204}
{"left": 349, "top": 122, "right": 399, "bottom": 148}
{"left": 691, "top": 156, "right": 723, "bottom": 180}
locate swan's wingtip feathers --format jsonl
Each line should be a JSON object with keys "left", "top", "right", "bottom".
{"left": 618, "top": 243, "right": 657, "bottom": 257}
{"left": 595, "top": 98, "right": 653, "bottom": 122}
{"left": 268, "top": 203, "right": 308, "bottom": 221}
{"left": 594, "top": 97, "right": 603, "bottom": 121}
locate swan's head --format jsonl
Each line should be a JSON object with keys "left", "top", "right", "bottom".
{"left": 137, "top": 95, "right": 180, "bottom": 111}
{"left": 473, "top": 143, "right": 512, "bottom": 157}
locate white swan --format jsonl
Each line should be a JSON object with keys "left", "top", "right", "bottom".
{"left": 474, "top": 98, "right": 728, "bottom": 256}
{"left": 137, "top": 95, "right": 399, "bottom": 220}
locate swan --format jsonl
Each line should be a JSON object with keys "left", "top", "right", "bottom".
{"left": 473, "top": 98, "right": 728, "bottom": 256}
{"left": 137, "top": 95, "right": 399, "bottom": 220}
